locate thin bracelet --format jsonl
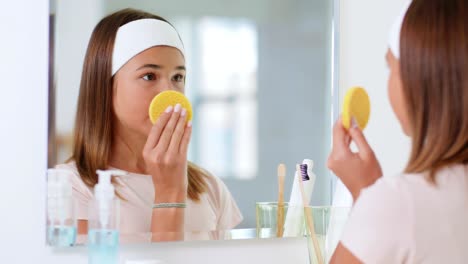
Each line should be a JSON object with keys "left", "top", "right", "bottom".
{"left": 152, "top": 203, "right": 187, "bottom": 209}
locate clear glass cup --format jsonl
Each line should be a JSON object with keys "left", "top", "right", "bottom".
{"left": 256, "top": 202, "right": 351, "bottom": 263}
{"left": 304, "top": 206, "right": 351, "bottom": 264}
{"left": 256, "top": 202, "right": 306, "bottom": 238}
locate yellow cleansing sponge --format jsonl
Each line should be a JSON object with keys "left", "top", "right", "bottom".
{"left": 342, "top": 87, "right": 370, "bottom": 130}
{"left": 148, "top": 91, "right": 193, "bottom": 124}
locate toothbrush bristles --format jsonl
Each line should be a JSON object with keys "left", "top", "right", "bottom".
{"left": 300, "top": 164, "right": 310, "bottom": 181}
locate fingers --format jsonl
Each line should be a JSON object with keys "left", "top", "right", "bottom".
{"left": 179, "top": 122, "right": 192, "bottom": 155}
{"left": 345, "top": 134, "right": 351, "bottom": 147}
{"left": 349, "top": 126, "right": 374, "bottom": 159}
{"left": 156, "top": 104, "right": 183, "bottom": 152}
{"left": 143, "top": 106, "right": 173, "bottom": 154}
{"left": 167, "top": 108, "right": 188, "bottom": 153}
{"left": 332, "top": 116, "right": 352, "bottom": 155}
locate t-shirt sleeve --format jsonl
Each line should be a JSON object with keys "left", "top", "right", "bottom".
{"left": 210, "top": 176, "right": 243, "bottom": 230}
{"left": 340, "top": 177, "right": 412, "bottom": 263}
{"left": 55, "top": 163, "right": 94, "bottom": 220}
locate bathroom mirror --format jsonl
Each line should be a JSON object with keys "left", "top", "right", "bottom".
{"left": 48, "top": 0, "right": 339, "bottom": 244}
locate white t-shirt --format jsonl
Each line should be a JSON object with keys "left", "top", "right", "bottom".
{"left": 56, "top": 162, "right": 243, "bottom": 242}
{"left": 341, "top": 164, "right": 468, "bottom": 263}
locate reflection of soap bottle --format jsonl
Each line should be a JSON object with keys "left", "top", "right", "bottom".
{"left": 47, "top": 169, "right": 77, "bottom": 247}
{"left": 88, "top": 169, "right": 125, "bottom": 264}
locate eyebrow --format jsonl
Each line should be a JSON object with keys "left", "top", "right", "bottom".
{"left": 136, "top": 64, "right": 186, "bottom": 71}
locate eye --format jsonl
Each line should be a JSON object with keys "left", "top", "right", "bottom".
{"left": 173, "top": 74, "right": 185, "bottom": 83}
{"left": 142, "top": 73, "right": 156, "bottom": 81}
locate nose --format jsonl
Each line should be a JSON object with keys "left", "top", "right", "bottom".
{"left": 155, "top": 77, "right": 174, "bottom": 93}
{"left": 160, "top": 78, "right": 172, "bottom": 92}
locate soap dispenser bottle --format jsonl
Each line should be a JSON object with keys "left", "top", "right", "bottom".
{"left": 46, "top": 168, "right": 77, "bottom": 247}
{"left": 88, "top": 169, "right": 125, "bottom": 264}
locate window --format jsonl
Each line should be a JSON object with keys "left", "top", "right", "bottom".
{"left": 175, "top": 17, "right": 258, "bottom": 179}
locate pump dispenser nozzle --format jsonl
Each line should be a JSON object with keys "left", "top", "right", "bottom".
{"left": 94, "top": 170, "right": 127, "bottom": 229}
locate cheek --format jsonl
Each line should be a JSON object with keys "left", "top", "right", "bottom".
{"left": 113, "top": 81, "right": 153, "bottom": 127}
{"left": 388, "top": 71, "right": 399, "bottom": 112}
{"left": 388, "top": 69, "right": 410, "bottom": 135}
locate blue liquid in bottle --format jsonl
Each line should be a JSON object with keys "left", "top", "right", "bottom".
{"left": 47, "top": 225, "right": 77, "bottom": 247}
{"left": 88, "top": 229, "right": 119, "bottom": 264}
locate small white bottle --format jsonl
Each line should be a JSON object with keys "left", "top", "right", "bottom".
{"left": 46, "top": 168, "right": 77, "bottom": 247}
{"left": 88, "top": 169, "right": 126, "bottom": 264}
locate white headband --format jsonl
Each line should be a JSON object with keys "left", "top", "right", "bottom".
{"left": 112, "top": 18, "right": 185, "bottom": 75}
{"left": 388, "top": 1, "right": 412, "bottom": 59}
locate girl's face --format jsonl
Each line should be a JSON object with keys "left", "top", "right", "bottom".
{"left": 386, "top": 49, "right": 410, "bottom": 136}
{"left": 112, "top": 46, "right": 186, "bottom": 137}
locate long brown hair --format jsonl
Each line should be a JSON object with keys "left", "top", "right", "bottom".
{"left": 71, "top": 8, "right": 208, "bottom": 201}
{"left": 400, "top": 0, "right": 468, "bottom": 180}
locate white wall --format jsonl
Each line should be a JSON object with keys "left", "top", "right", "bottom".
{"left": 0, "top": 0, "right": 49, "bottom": 262}
{"left": 339, "top": 0, "right": 411, "bottom": 176}
{"left": 0, "top": 0, "right": 410, "bottom": 263}
{"left": 55, "top": 0, "right": 103, "bottom": 133}
{"left": 333, "top": 0, "right": 412, "bottom": 205}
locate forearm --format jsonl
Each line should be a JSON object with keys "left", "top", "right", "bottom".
{"left": 150, "top": 207, "right": 185, "bottom": 241}
{"left": 150, "top": 190, "right": 186, "bottom": 242}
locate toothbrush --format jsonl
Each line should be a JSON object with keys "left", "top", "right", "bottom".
{"left": 297, "top": 164, "right": 323, "bottom": 264}
{"left": 276, "top": 164, "right": 286, "bottom": 237}
{"left": 283, "top": 159, "right": 316, "bottom": 237}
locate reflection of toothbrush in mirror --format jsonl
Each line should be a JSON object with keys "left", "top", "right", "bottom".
{"left": 276, "top": 164, "right": 286, "bottom": 237}
{"left": 297, "top": 164, "right": 323, "bottom": 264}
{"left": 283, "top": 159, "right": 316, "bottom": 237}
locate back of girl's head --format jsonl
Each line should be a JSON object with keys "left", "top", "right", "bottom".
{"left": 400, "top": 0, "right": 467, "bottom": 178}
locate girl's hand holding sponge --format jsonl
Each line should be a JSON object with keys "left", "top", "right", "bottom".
{"left": 149, "top": 90, "right": 193, "bottom": 125}
{"left": 328, "top": 87, "right": 383, "bottom": 201}
{"left": 143, "top": 90, "right": 193, "bottom": 202}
